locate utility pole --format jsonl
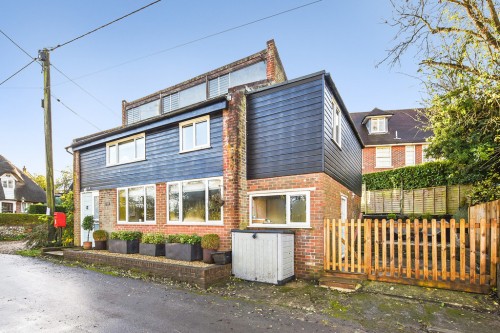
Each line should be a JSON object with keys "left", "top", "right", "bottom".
{"left": 39, "top": 48, "right": 56, "bottom": 242}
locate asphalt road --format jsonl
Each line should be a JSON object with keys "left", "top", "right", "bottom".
{"left": 0, "top": 254, "right": 359, "bottom": 333}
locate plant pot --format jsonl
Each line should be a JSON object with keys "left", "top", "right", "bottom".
{"left": 94, "top": 240, "right": 107, "bottom": 250}
{"left": 202, "top": 248, "right": 217, "bottom": 264}
{"left": 165, "top": 243, "right": 202, "bottom": 261}
{"left": 83, "top": 241, "right": 92, "bottom": 250}
{"left": 139, "top": 243, "right": 165, "bottom": 256}
{"left": 108, "top": 239, "right": 140, "bottom": 254}
{"left": 212, "top": 251, "right": 232, "bottom": 265}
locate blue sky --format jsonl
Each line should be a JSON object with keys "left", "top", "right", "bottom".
{"left": 0, "top": 0, "right": 423, "bottom": 176}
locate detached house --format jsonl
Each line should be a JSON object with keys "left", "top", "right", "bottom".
{"left": 70, "top": 40, "right": 363, "bottom": 278}
{"left": 0, "top": 155, "right": 46, "bottom": 213}
{"left": 350, "top": 108, "right": 433, "bottom": 174}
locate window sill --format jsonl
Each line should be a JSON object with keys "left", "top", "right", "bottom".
{"left": 117, "top": 221, "right": 156, "bottom": 225}
{"left": 331, "top": 138, "right": 342, "bottom": 149}
{"left": 179, "top": 145, "right": 211, "bottom": 154}
{"left": 249, "top": 224, "right": 311, "bottom": 229}
{"left": 107, "top": 157, "right": 146, "bottom": 167}
{"left": 167, "top": 221, "right": 223, "bottom": 226}
{"left": 375, "top": 166, "right": 393, "bottom": 169}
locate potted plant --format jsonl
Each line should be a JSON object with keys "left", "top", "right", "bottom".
{"left": 82, "top": 215, "right": 94, "bottom": 250}
{"left": 108, "top": 231, "right": 142, "bottom": 254}
{"left": 201, "top": 234, "right": 220, "bottom": 264}
{"left": 139, "top": 233, "right": 167, "bottom": 256}
{"left": 93, "top": 230, "right": 108, "bottom": 250}
{"left": 165, "top": 234, "right": 202, "bottom": 261}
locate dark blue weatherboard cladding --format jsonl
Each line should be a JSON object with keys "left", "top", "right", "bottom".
{"left": 247, "top": 75, "right": 324, "bottom": 179}
{"left": 80, "top": 112, "right": 223, "bottom": 191}
{"left": 323, "top": 82, "right": 362, "bottom": 195}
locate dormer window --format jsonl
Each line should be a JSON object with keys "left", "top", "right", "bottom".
{"left": 370, "top": 117, "right": 387, "bottom": 133}
{"left": 1, "top": 174, "right": 14, "bottom": 189}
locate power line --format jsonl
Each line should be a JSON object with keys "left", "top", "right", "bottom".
{"left": 56, "top": 0, "right": 323, "bottom": 83}
{"left": 0, "top": 59, "right": 36, "bottom": 86}
{"left": 49, "top": 0, "right": 161, "bottom": 51}
{"left": 50, "top": 63, "right": 119, "bottom": 115}
{"left": 51, "top": 93, "right": 102, "bottom": 131}
{"left": 0, "top": 29, "right": 37, "bottom": 61}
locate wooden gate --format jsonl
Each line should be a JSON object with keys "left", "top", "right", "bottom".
{"left": 324, "top": 218, "right": 498, "bottom": 293}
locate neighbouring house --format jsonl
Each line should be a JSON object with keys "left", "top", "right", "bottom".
{"left": 69, "top": 40, "right": 363, "bottom": 278}
{"left": 350, "top": 108, "right": 434, "bottom": 174}
{"left": 0, "top": 155, "right": 46, "bottom": 213}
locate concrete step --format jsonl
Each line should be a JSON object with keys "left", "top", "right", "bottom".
{"left": 319, "top": 272, "right": 366, "bottom": 291}
{"left": 43, "top": 251, "right": 64, "bottom": 257}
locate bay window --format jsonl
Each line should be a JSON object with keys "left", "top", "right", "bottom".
{"left": 117, "top": 185, "right": 155, "bottom": 223}
{"left": 167, "top": 177, "right": 223, "bottom": 224}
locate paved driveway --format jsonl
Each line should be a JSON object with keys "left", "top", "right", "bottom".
{"left": 0, "top": 254, "right": 361, "bottom": 333}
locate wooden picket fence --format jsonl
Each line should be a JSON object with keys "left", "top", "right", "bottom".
{"left": 324, "top": 218, "right": 499, "bottom": 293}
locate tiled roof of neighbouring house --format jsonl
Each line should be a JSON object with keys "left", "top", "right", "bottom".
{"left": 350, "top": 108, "right": 433, "bottom": 146}
{"left": 0, "top": 155, "right": 46, "bottom": 203}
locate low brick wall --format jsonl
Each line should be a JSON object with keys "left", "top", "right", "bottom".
{"left": 63, "top": 250, "right": 231, "bottom": 289}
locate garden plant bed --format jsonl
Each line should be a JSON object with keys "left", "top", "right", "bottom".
{"left": 63, "top": 249, "right": 231, "bottom": 289}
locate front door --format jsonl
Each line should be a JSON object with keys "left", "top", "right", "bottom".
{"left": 81, "top": 191, "right": 99, "bottom": 246}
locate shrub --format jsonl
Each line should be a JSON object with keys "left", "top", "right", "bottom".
{"left": 25, "top": 224, "right": 48, "bottom": 249}
{"left": 201, "top": 234, "right": 220, "bottom": 249}
{"left": 62, "top": 228, "right": 74, "bottom": 246}
{"left": 141, "top": 233, "right": 167, "bottom": 244}
{"left": 421, "top": 213, "right": 433, "bottom": 221}
{"left": 28, "top": 204, "right": 66, "bottom": 215}
{"left": 166, "top": 234, "right": 201, "bottom": 245}
{"left": 110, "top": 231, "right": 142, "bottom": 241}
{"left": 0, "top": 213, "right": 46, "bottom": 226}
{"left": 362, "top": 160, "right": 476, "bottom": 191}
{"left": 386, "top": 213, "right": 397, "bottom": 220}
{"left": 93, "top": 230, "right": 108, "bottom": 241}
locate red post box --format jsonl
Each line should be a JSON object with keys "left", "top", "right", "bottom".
{"left": 54, "top": 212, "right": 67, "bottom": 228}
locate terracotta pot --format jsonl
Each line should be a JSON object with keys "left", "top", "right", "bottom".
{"left": 83, "top": 241, "right": 92, "bottom": 250}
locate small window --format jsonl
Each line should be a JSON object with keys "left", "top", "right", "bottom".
{"left": 370, "top": 117, "right": 387, "bottom": 133}
{"left": 405, "top": 145, "right": 415, "bottom": 166}
{"left": 117, "top": 185, "right": 156, "bottom": 224}
{"left": 107, "top": 133, "right": 146, "bottom": 166}
{"left": 250, "top": 191, "right": 310, "bottom": 228}
{"left": 1, "top": 202, "right": 14, "bottom": 213}
{"left": 375, "top": 147, "right": 392, "bottom": 168}
{"left": 2, "top": 180, "right": 13, "bottom": 189}
{"left": 167, "top": 177, "right": 223, "bottom": 225}
{"left": 333, "top": 104, "right": 342, "bottom": 147}
{"left": 179, "top": 116, "right": 210, "bottom": 153}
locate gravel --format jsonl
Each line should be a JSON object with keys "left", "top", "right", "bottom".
{"left": 0, "top": 241, "right": 26, "bottom": 254}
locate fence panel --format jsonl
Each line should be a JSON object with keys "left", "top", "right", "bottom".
{"left": 324, "top": 218, "right": 499, "bottom": 293}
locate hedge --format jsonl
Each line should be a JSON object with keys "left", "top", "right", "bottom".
{"left": 27, "top": 204, "right": 66, "bottom": 214}
{"left": 0, "top": 213, "right": 47, "bottom": 226}
{"left": 363, "top": 160, "right": 476, "bottom": 191}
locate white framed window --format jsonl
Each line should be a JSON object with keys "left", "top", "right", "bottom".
{"left": 333, "top": 103, "right": 342, "bottom": 147}
{"left": 375, "top": 146, "right": 392, "bottom": 168}
{"left": 106, "top": 133, "right": 145, "bottom": 166}
{"left": 370, "top": 117, "right": 387, "bottom": 133}
{"left": 179, "top": 115, "right": 210, "bottom": 153}
{"left": 2, "top": 179, "right": 13, "bottom": 188}
{"left": 117, "top": 184, "right": 156, "bottom": 224}
{"left": 422, "top": 144, "right": 434, "bottom": 163}
{"left": 249, "top": 190, "right": 310, "bottom": 228}
{"left": 167, "top": 177, "right": 223, "bottom": 225}
{"left": 405, "top": 145, "right": 415, "bottom": 166}
{"left": 1, "top": 202, "right": 14, "bottom": 213}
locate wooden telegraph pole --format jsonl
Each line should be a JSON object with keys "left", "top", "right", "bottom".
{"left": 39, "top": 48, "right": 56, "bottom": 242}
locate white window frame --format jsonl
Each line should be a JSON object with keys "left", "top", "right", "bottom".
{"left": 375, "top": 146, "right": 392, "bottom": 168}
{"left": 106, "top": 133, "right": 146, "bottom": 166}
{"left": 405, "top": 145, "right": 416, "bottom": 166}
{"left": 370, "top": 117, "right": 387, "bottom": 134}
{"left": 116, "top": 184, "right": 156, "bottom": 225}
{"left": 249, "top": 189, "right": 311, "bottom": 228}
{"left": 0, "top": 201, "right": 15, "bottom": 213}
{"left": 179, "top": 115, "right": 211, "bottom": 153}
{"left": 332, "top": 103, "right": 342, "bottom": 147}
{"left": 167, "top": 176, "right": 223, "bottom": 226}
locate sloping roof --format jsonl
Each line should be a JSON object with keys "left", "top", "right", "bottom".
{"left": 0, "top": 155, "right": 46, "bottom": 203}
{"left": 360, "top": 108, "right": 393, "bottom": 124}
{"left": 350, "top": 108, "right": 432, "bottom": 146}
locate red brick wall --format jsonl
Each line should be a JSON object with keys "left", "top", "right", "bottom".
{"left": 247, "top": 173, "right": 361, "bottom": 279}
{"left": 362, "top": 144, "right": 427, "bottom": 174}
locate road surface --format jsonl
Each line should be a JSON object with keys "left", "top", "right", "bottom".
{"left": 0, "top": 254, "right": 359, "bottom": 333}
